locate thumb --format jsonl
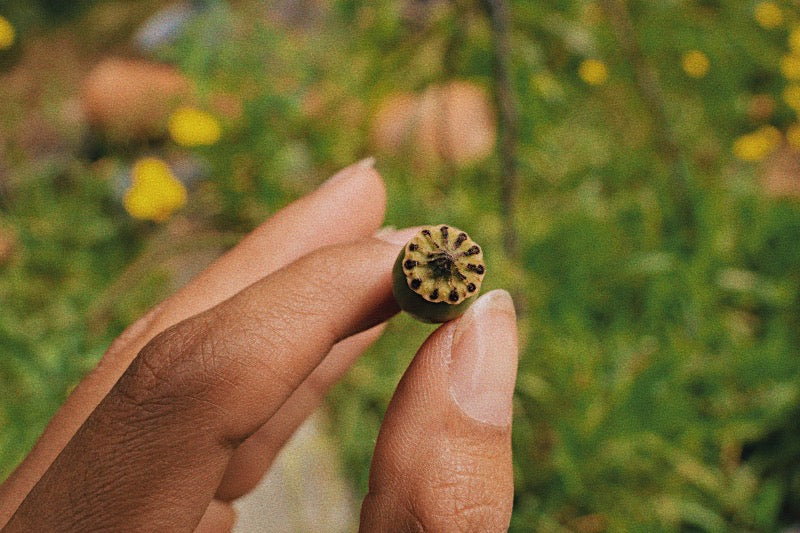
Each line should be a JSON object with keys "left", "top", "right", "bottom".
{"left": 360, "top": 290, "right": 518, "bottom": 532}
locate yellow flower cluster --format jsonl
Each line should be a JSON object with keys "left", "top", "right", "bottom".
{"left": 783, "top": 85, "right": 800, "bottom": 110}
{"left": 780, "top": 26, "right": 800, "bottom": 151}
{"left": 578, "top": 59, "right": 608, "bottom": 86}
{"left": 755, "top": 2, "right": 783, "bottom": 29}
{"left": 123, "top": 158, "right": 187, "bottom": 222}
{"left": 681, "top": 50, "right": 709, "bottom": 78}
{"left": 781, "top": 53, "right": 800, "bottom": 80}
{"left": 0, "top": 16, "right": 15, "bottom": 50}
{"left": 790, "top": 27, "right": 800, "bottom": 51}
{"left": 168, "top": 107, "right": 221, "bottom": 147}
{"left": 749, "top": 8, "right": 800, "bottom": 157}
{"left": 733, "top": 125, "right": 781, "bottom": 162}
{"left": 782, "top": 27, "right": 800, "bottom": 84}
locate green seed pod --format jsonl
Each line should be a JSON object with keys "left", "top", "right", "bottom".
{"left": 391, "top": 224, "right": 486, "bottom": 323}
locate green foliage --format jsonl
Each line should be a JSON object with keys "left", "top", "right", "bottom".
{"left": 2, "top": 0, "right": 800, "bottom": 530}
{"left": 0, "top": 165, "right": 141, "bottom": 477}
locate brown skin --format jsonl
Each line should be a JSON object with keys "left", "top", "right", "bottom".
{"left": 0, "top": 163, "right": 517, "bottom": 531}
{"left": 360, "top": 314, "right": 515, "bottom": 532}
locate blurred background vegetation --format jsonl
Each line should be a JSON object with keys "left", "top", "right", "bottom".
{"left": 2, "top": 0, "right": 800, "bottom": 530}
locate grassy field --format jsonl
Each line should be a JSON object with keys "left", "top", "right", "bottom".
{"left": 2, "top": 1, "right": 800, "bottom": 530}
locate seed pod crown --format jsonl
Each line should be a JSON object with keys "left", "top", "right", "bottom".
{"left": 401, "top": 224, "right": 485, "bottom": 303}
{"left": 391, "top": 225, "right": 486, "bottom": 323}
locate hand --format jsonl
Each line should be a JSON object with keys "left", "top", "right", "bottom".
{"left": 0, "top": 161, "right": 518, "bottom": 532}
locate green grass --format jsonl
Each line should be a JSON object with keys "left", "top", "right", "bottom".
{"left": 2, "top": 0, "right": 800, "bottom": 530}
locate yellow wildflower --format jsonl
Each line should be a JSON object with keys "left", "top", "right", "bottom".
{"left": 681, "top": 50, "right": 710, "bottom": 78}
{"left": 787, "top": 123, "right": 800, "bottom": 149}
{"left": 781, "top": 54, "right": 800, "bottom": 80}
{"left": 578, "top": 59, "right": 608, "bottom": 86}
{"left": 733, "top": 126, "right": 781, "bottom": 162}
{"left": 0, "top": 16, "right": 15, "bottom": 50}
{"left": 123, "top": 157, "right": 187, "bottom": 222}
{"left": 783, "top": 85, "right": 800, "bottom": 111}
{"left": 754, "top": 2, "right": 783, "bottom": 29}
{"left": 790, "top": 27, "right": 800, "bottom": 51}
{"left": 168, "top": 107, "right": 221, "bottom": 147}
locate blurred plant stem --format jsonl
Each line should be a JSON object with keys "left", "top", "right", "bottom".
{"left": 484, "top": 0, "right": 527, "bottom": 315}
{"left": 598, "top": 0, "right": 697, "bottom": 248}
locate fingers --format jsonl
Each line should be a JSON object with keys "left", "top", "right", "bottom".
{"left": 139, "top": 157, "right": 385, "bottom": 334}
{"left": 359, "top": 290, "right": 519, "bottom": 532}
{"left": 196, "top": 500, "right": 237, "bottom": 533}
{"left": 0, "top": 160, "right": 384, "bottom": 525}
{"left": 6, "top": 238, "right": 402, "bottom": 532}
{"left": 215, "top": 227, "right": 419, "bottom": 501}
{"left": 215, "top": 323, "right": 386, "bottom": 501}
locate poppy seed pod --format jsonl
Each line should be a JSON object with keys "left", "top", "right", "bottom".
{"left": 391, "top": 225, "right": 486, "bottom": 323}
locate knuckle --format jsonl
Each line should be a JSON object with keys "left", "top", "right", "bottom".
{"left": 363, "top": 465, "right": 511, "bottom": 532}
{"left": 113, "top": 313, "right": 229, "bottom": 423}
{"left": 414, "top": 452, "right": 512, "bottom": 532}
{"left": 415, "top": 490, "right": 509, "bottom": 532}
{"left": 218, "top": 304, "right": 306, "bottom": 394}
{"left": 360, "top": 491, "right": 426, "bottom": 533}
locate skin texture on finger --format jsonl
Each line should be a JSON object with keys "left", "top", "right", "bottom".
{"left": 5, "top": 238, "right": 402, "bottom": 532}
{"left": 215, "top": 323, "right": 385, "bottom": 501}
{"left": 215, "top": 226, "right": 420, "bottom": 501}
{"left": 360, "top": 290, "right": 518, "bottom": 532}
{"left": 195, "top": 499, "right": 236, "bottom": 533}
{"left": 0, "top": 161, "right": 384, "bottom": 526}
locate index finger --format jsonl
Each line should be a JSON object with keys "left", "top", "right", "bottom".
{"left": 7, "top": 237, "right": 402, "bottom": 532}
{"left": 0, "top": 159, "right": 384, "bottom": 526}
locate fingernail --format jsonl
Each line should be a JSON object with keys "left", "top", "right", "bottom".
{"left": 356, "top": 156, "right": 376, "bottom": 169}
{"left": 449, "top": 289, "right": 518, "bottom": 426}
{"left": 373, "top": 226, "right": 422, "bottom": 245}
{"left": 318, "top": 157, "right": 376, "bottom": 191}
